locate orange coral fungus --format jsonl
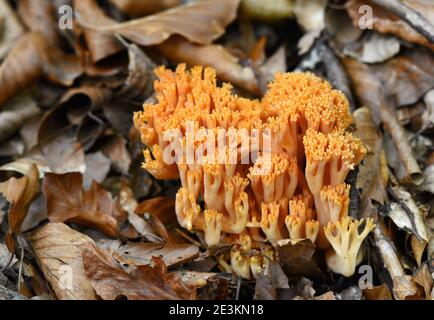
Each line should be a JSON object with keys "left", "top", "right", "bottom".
{"left": 134, "top": 64, "right": 372, "bottom": 278}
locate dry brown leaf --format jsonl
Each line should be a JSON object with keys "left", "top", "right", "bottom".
{"left": 82, "top": 243, "right": 196, "bottom": 300}
{"left": 0, "top": 94, "right": 40, "bottom": 143}
{"left": 241, "top": 0, "right": 293, "bottom": 21}
{"left": 101, "top": 241, "right": 199, "bottom": 268}
{"left": 277, "top": 239, "right": 322, "bottom": 279}
{"left": 343, "top": 57, "right": 423, "bottom": 185}
{"left": 17, "top": 0, "right": 62, "bottom": 47}
{"left": 411, "top": 235, "right": 427, "bottom": 267}
{"left": 346, "top": 0, "right": 434, "bottom": 51}
{"left": 363, "top": 283, "right": 393, "bottom": 300}
{"left": 372, "top": 50, "right": 434, "bottom": 107}
{"left": 0, "top": 0, "right": 25, "bottom": 60}
{"left": 77, "top": 0, "right": 240, "bottom": 46}
{"left": 413, "top": 264, "right": 433, "bottom": 299}
{"left": 99, "top": 135, "right": 132, "bottom": 175}
{"left": 74, "top": 0, "right": 124, "bottom": 63}
{"left": 43, "top": 172, "right": 122, "bottom": 237}
{"left": 0, "top": 32, "right": 83, "bottom": 108}
{"left": 157, "top": 37, "right": 260, "bottom": 94}
{"left": 0, "top": 163, "right": 40, "bottom": 251}
{"left": 29, "top": 223, "right": 98, "bottom": 300}
{"left": 353, "top": 107, "right": 387, "bottom": 218}
{"left": 109, "top": 0, "right": 181, "bottom": 16}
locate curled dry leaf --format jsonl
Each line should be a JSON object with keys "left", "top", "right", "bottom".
{"left": 29, "top": 223, "right": 98, "bottom": 300}
{"left": 82, "top": 243, "right": 196, "bottom": 300}
{"left": 83, "top": 152, "right": 111, "bottom": 188}
{"left": 43, "top": 172, "right": 122, "bottom": 238}
{"left": 0, "top": 0, "right": 25, "bottom": 60}
{"left": 361, "top": 32, "right": 401, "bottom": 63}
{"left": 174, "top": 271, "right": 218, "bottom": 289}
{"left": 77, "top": 0, "right": 240, "bottom": 46}
{"left": 99, "top": 135, "right": 132, "bottom": 175}
{"left": 0, "top": 164, "right": 40, "bottom": 251}
{"left": 413, "top": 264, "right": 433, "bottom": 299}
{"left": 0, "top": 94, "right": 40, "bottom": 143}
{"left": 109, "top": 0, "right": 181, "bottom": 16}
{"left": 346, "top": 0, "right": 434, "bottom": 51}
{"left": 157, "top": 37, "right": 260, "bottom": 94}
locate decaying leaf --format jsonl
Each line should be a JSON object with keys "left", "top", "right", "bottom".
{"left": 361, "top": 32, "right": 401, "bottom": 63}
{"left": 29, "top": 223, "right": 98, "bottom": 300}
{"left": 413, "top": 263, "right": 433, "bottom": 299}
{"left": 82, "top": 243, "right": 196, "bottom": 300}
{"left": 43, "top": 172, "right": 122, "bottom": 237}
{"left": 157, "top": 37, "right": 260, "bottom": 94}
{"left": 411, "top": 235, "right": 427, "bottom": 267}
{"left": 77, "top": 0, "right": 240, "bottom": 47}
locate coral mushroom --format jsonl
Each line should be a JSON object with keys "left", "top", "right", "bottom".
{"left": 134, "top": 64, "right": 373, "bottom": 279}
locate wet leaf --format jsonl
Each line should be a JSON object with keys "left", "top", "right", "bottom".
{"left": 43, "top": 172, "right": 121, "bottom": 237}
{"left": 82, "top": 243, "right": 196, "bottom": 300}
{"left": 29, "top": 223, "right": 98, "bottom": 300}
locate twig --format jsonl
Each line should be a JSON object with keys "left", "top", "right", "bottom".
{"left": 370, "top": 0, "right": 434, "bottom": 43}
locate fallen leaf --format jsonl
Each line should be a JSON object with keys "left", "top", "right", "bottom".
{"left": 346, "top": 0, "right": 434, "bottom": 51}
{"left": 108, "top": 0, "right": 181, "bottom": 16}
{"left": 0, "top": 93, "right": 40, "bottom": 143}
{"left": 83, "top": 152, "right": 111, "bottom": 188}
{"left": 277, "top": 239, "right": 322, "bottom": 279}
{"left": 294, "top": 0, "right": 326, "bottom": 32}
{"left": 0, "top": 163, "right": 40, "bottom": 251}
{"left": 0, "top": 32, "right": 83, "bottom": 107}
{"left": 386, "top": 185, "right": 429, "bottom": 242}
{"left": 17, "top": 0, "right": 62, "bottom": 47}
{"left": 43, "top": 172, "right": 121, "bottom": 237}
{"left": 353, "top": 107, "right": 388, "bottom": 218}
{"left": 77, "top": 0, "right": 240, "bottom": 46}
{"left": 417, "top": 163, "right": 434, "bottom": 194}
{"left": 74, "top": 0, "right": 124, "bottom": 63}
{"left": 99, "top": 135, "right": 132, "bottom": 175}
{"left": 0, "top": 0, "right": 25, "bottom": 60}
{"left": 157, "top": 36, "right": 260, "bottom": 94}
{"left": 363, "top": 283, "right": 393, "bottom": 300}
{"left": 174, "top": 271, "right": 219, "bottom": 289}
{"left": 414, "top": 263, "right": 433, "bottom": 299}
{"left": 361, "top": 32, "right": 401, "bottom": 63}
{"left": 257, "top": 46, "right": 286, "bottom": 93}
{"left": 411, "top": 235, "right": 427, "bottom": 267}
{"left": 82, "top": 244, "right": 196, "bottom": 300}
{"left": 29, "top": 223, "right": 98, "bottom": 300}
{"left": 371, "top": 50, "right": 434, "bottom": 107}
{"left": 198, "top": 275, "right": 229, "bottom": 300}
{"left": 241, "top": 0, "right": 293, "bottom": 21}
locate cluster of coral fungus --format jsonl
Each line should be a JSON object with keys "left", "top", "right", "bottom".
{"left": 134, "top": 64, "right": 375, "bottom": 279}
